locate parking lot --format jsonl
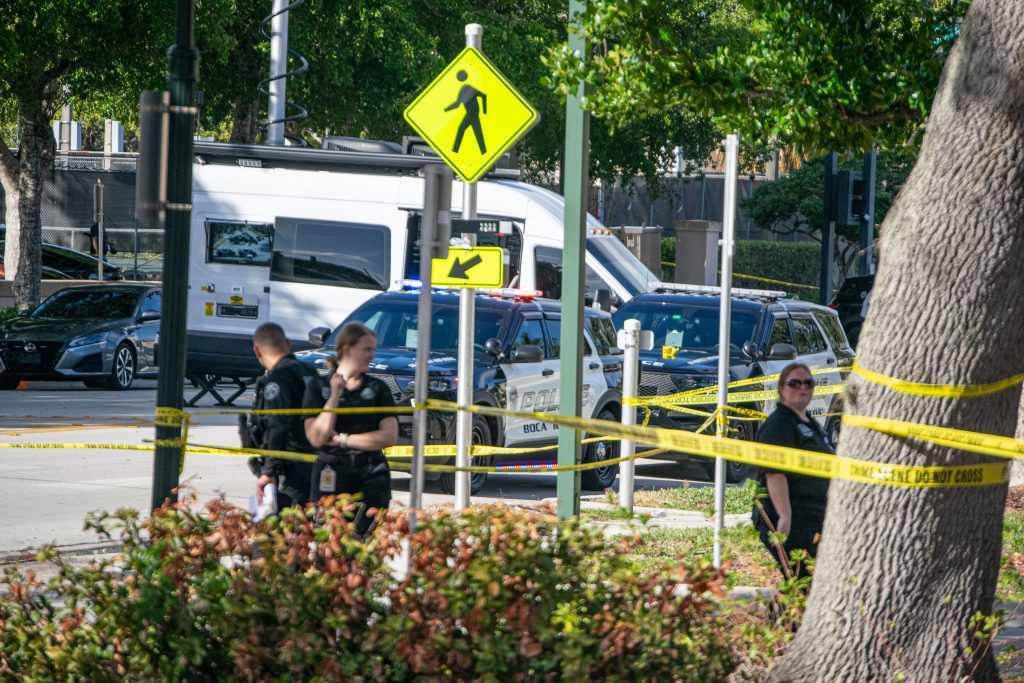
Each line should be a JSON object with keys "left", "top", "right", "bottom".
{"left": 0, "top": 381, "right": 709, "bottom": 555}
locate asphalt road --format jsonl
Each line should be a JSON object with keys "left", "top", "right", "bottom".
{"left": 0, "top": 380, "right": 710, "bottom": 554}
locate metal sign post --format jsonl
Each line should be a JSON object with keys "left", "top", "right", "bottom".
{"left": 454, "top": 23, "right": 482, "bottom": 511}
{"left": 713, "top": 133, "right": 739, "bottom": 569}
{"left": 410, "top": 165, "right": 453, "bottom": 532}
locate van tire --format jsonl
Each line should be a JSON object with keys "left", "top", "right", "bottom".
{"left": 581, "top": 408, "right": 620, "bottom": 490}
{"left": 438, "top": 416, "right": 491, "bottom": 496}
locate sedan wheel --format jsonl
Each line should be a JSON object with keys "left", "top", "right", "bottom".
{"left": 105, "top": 343, "right": 136, "bottom": 390}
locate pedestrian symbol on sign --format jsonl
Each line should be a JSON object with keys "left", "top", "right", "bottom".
{"left": 403, "top": 47, "right": 539, "bottom": 184}
{"left": 446, "top": 70, "right": 487, "bottom": 154}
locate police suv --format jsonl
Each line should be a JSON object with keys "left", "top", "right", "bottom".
{"left": 296, "top": 288, "right": 624, "bottom": 494}
{"left": 611, "top": 284, "right": 855, "bottom": 483}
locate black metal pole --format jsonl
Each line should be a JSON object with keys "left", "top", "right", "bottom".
{"left": 151, "top": 0, "right": 199, "bottom": 510}
{"left": 819, "top": 151, "right": 837, "bottom": 306}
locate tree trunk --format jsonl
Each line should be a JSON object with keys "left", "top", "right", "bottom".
{"left": 768, "top": 3, "right": 1023, "bottom": 681}
{"left": 230, "top": 99, "right": 259, "bottom": 144}
{"left": 0, "top": 101, "right": 52, "bottom": 310}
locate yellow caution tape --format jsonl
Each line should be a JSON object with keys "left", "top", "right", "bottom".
{"left": 425, "top": 399, "right": 1007, "bottom": 487}
{"left": 843, "top": 414, "right": 1024, "bottom": 461}
{"left": 851, "top": 362, "right": 1024, "bottom": 399}
{"left": 629, "top": 365, "right": 849, "bottom": 405}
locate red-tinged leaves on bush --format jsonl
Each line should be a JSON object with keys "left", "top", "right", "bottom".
{"left": 0, "top": 498, "right": 740, "bottom": 682}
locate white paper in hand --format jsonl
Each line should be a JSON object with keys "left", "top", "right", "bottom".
{"left": 249, "top": 483, "right": 278, "bottom": 522}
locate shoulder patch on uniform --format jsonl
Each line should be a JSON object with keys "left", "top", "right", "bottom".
{"left": 264, "top": 382, "right": 280, "bottom": 400}
{"left": 360, "top": 386, "right": 376, "bottom": 400}
{"left": 796, "top": 423, "right": 815, "bottom": 440}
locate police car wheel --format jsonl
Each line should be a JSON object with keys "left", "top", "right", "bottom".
{"left": 581, "top": 408, "right": 620, "bottom": 491}
{"left": 439, "top": 416, "right": 491, "bottom": 495}
{"left": 703, "top": 423, "right": 756, "bottom": 483}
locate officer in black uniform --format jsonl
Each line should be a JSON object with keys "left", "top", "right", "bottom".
{"left": 751, "top": 362, "right": 835, "bottom": 580}
{"left": 304, "top": 322, "right": 397, "bottom": 537}
{"left": 242, "top": 322, "right": 319, "bottom": 510}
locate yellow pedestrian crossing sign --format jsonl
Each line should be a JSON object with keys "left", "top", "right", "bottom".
{"left": 404, "top": 47, "right": 539, "bottom": 184}
{"left": 431, "top": 246, "right": 505, "bottom": 288}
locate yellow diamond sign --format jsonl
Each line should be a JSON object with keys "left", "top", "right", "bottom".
{"left": 431, "top": 246, "right": 504, "bottom": 288}
{"left": 404, "top": 47, "right": 539, "bottom": 184}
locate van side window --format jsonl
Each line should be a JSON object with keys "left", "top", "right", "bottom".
{"left": 271, "top": 218, "right": 390, "bottom": 290}
{"left": 206, "top": 221, "right": 273, "bottom": 266}
{"left": 535, "top": 246, "right": 608, "bottom": 301}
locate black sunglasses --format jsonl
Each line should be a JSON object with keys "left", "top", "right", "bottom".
{"left": 784, "top": 378, "right": 815, "bottom": 389}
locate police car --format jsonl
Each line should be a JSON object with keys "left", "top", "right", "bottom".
{"left": 611, "top": 283, "right": 855, "bottom": 483}
{"left": 296, "top": 288, "right": 624, "bottom": 494}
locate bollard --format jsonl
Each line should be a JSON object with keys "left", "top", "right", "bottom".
{"left": 618, "top": 319, "right": 641, "bottom": 512}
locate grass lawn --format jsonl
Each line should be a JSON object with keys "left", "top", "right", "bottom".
{"left": 584, "top": 486, "right": 1024, "bottom": 601}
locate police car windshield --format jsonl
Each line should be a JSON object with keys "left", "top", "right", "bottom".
{"left": 612, "top": 302, "right": 759, "bottom": 352}
{"left": 585, "top": 233, "right": 660, "bottom": 296}
{"left": 334, "top": 299, "right": 506, "bottom": 354}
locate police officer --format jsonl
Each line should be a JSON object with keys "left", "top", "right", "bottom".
{"left": 243, "top": 322, "right": 319, "bottom": 510}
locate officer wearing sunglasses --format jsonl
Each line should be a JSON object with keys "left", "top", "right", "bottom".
{"left": 751, "top": 362, "right": 835, "bottom": 580}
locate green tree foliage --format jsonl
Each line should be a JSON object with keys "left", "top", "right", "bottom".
{"left": 546, "top": 0, "right": 967, "bottom": 152}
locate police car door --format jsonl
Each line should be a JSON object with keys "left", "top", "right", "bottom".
{"left": 790, "top": 313, "right": 841, "bottom": 423}
{"left": 503, "top": 315, "right": 559, "bottom": 446}
{"left": 545, "top": 313, "right": 608, "bottom": 421}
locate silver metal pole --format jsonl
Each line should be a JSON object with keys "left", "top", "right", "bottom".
{"left": 454, "top": 23, "right": 483, "bottom": 510}
{"left": 411, "top": 166, "right": 451, "bottom": 532}
{"left": 713, "top": 133, "right": 739, "bottom": 569}
{"left": 618, "top": 319, "right": 640, "bottom": 512}
{"left": 266, "top": 0, "right": 289, "bottom": 146}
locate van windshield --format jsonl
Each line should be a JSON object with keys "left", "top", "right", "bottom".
{"left": 329, "top": 299, "right": 508, "bottom": 354}
{"left": 586, "top": 234, "right": 660, "bottom": 297}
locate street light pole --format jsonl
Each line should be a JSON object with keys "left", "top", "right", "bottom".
{"left": 151, "top": 0, "right": 199, "bottom": 510}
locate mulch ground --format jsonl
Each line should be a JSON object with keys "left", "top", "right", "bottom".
{"left": 1008, "top": 487, "right": 1024, "bottom": 513}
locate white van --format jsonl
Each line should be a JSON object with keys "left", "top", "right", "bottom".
{"left": 186, "top": 141, "right": 661, "bottom": 378}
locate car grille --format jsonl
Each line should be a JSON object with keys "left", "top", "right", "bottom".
{"left": 0, "top": 341, "right": 62, "bottom": 372}
{"left": 368, "top": 373, "right": 406, "bottom": 404}
{"left": 638, "top": 371, "right": 716, "bottom": 398}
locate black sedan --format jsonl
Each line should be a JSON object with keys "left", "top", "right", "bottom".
{"left": 0, "top": 284, "right": 161, "bottom": 390}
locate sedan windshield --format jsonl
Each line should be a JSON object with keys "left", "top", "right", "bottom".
{"left": 32, "top": 289, "right": 138, "bottom": 319}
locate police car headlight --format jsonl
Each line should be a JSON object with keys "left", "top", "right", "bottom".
{"left": 68, "top": 332, "right": 114, "bottom": 348}
{"left": 429, "top": 377, "right": 457, "bottom": 392}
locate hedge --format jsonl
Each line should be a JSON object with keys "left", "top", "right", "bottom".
{"left": 0, "top": 496, "right": 747, "bottom": 682}
{"left": 662, "top": 238, "right": 821, "bottom": 299}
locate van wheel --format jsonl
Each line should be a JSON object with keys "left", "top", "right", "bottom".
{"left": 438, "top": 416, "right": 491, "bottom": 495}
{"left": 581, "top": 408, "right": 620, "bottom": 491}
{"left": 105, "top": 343, "right": 136, "bottom": 390}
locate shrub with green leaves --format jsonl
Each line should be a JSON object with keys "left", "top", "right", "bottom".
{"left": 0, "top": 497, "right": 739, "bottom": 682}
{"left": 0, "top": 308, "right": 16, "bottom": 324}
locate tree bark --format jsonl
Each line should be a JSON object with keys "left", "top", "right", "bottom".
{"left": 768, "top": 2, "right": 1023, "bottom": 681}
{"left": 230, "top": 98, "right": 259, "bottom": 144}
{"left": 0, "top": 100, "right": 53, "bottom": 310}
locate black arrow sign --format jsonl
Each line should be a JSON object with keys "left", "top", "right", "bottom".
{"left": 448, "top": 254, "right": 484, "bottom": 279}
